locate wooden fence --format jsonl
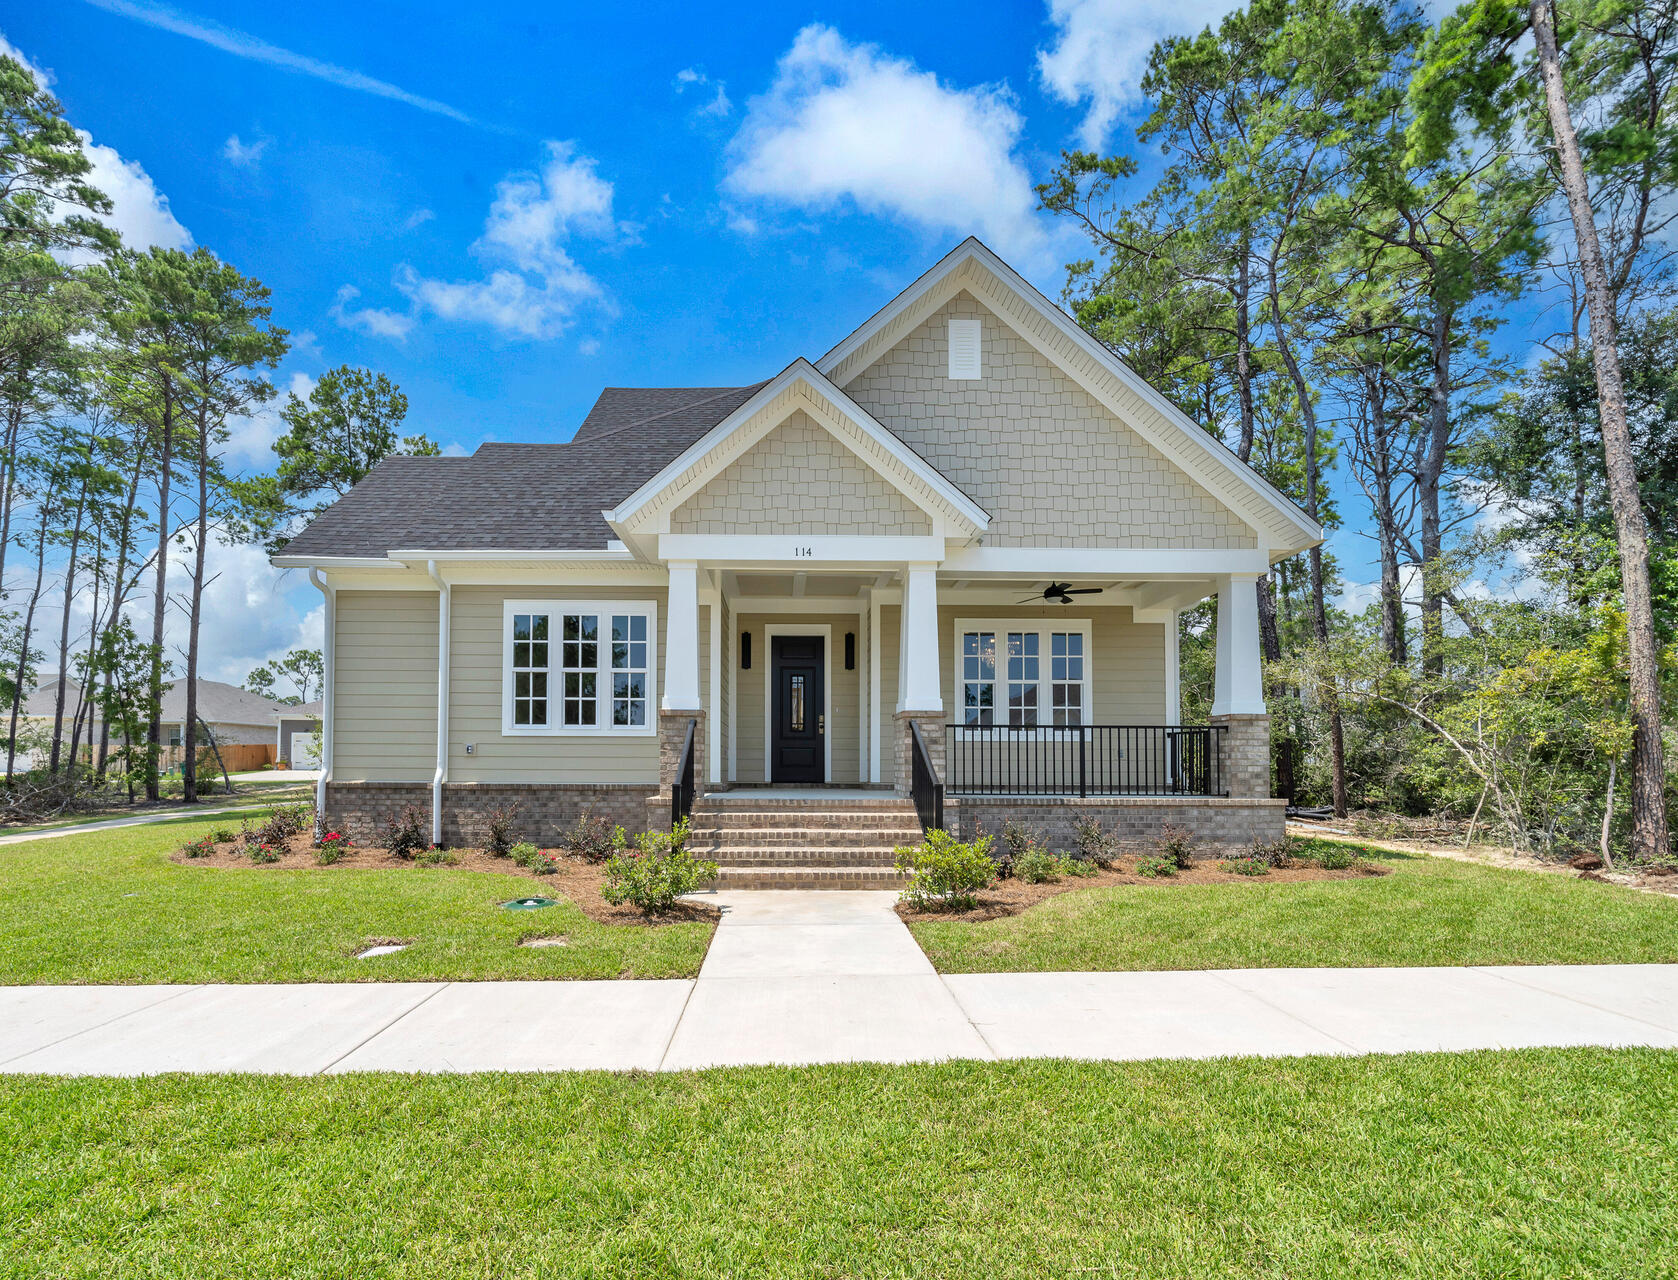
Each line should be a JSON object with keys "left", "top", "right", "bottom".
{"left": 96, "top": 742, "right": 276, "bottom": 776}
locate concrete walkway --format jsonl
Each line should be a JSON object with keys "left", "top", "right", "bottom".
{"left": 3, "top": 891, "right": 1677, "bottom": 1075}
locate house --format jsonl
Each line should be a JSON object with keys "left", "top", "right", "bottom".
{"left": 275, "top": 701, "right": 322, "bottom": 768}
{"left": 274, "top": 239, "right": 1321, "bottom": 881}
{"left": 17, "top": 677, "right": 291, "bottom": 764}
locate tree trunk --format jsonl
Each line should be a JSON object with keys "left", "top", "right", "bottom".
{"left": 1531, "top": 0, "right": 1670, "bottom": 860}
{"left": 1418, "top": 304, "right": 1453, "bottom": 679}
{"left": 1257, "top": 574, "right": 1296, "bottom": 802}
{"left": 1366, "top": 378, "right": 1408, "bottom": 664}
{"left": 146, "top": 389, "right": 174, "bottom": 803}
{"left": 0, "top": 401, "right": 20, "bottom": 598}
{"left": 1234, "top": 242, "right": 1256, "bottom": 464}
{"left": 47, "top": 456, "right": 92, "bottom": 775}
{"left": 182, "top": 406, "right": 209, "bottom": 806}
{"left": 6, "top": 497, "right": 54, "bottom": 784}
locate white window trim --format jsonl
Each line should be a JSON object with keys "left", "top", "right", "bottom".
{"left": 501, "top": 599, "right": 659, "bottom": 737}
{"left": 952, "top": 617, "right": 1093, "bottom": 735}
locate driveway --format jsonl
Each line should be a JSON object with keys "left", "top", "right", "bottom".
{"left": 3, "top": 891, "right": 1677, "bottom": 1074}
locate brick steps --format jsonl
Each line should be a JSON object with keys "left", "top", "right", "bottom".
{"left": 690, "top": 792, "right": 920, "bottom": 891}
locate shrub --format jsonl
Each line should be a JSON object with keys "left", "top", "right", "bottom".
{"left": 247, "top": 842, "right": 283, "bottom": 864}
{"left": 511, "top": 841, "right": 561, "bottom": 874}
{"left": 258, "top": 802, "right": 314, "bottom": 847}
{"left": 1134, "top": 853, "right": 1176, "bottom": 878}
{"left": 1059, "top": 853, "right": 1097, "bottom": 878}
{"left": 601, "top": 822, "right": 715, "bottom": 914}
{"left": 1249, "top": 838, "right": 1291, "bottom": 869}
{"left": 181, "top": 836, "right": 215, "bottom": 859}
{"left": 560, "top": 810, "right": 617, "bottom": 862}
{"left": 412, "top": 847, "right": 459, "bottom": 867}
{"left": 482, "top": 805, "right": 521, "bottom": 857}
{"left": 209, "top": 826, "right": 236, "bottom": 844}
{"left": 1222, "top": 855, "right": 1270, "bottom": 876}
{"left": 314, "top": 830, "right": 351, "bottom": 865}
{"left": 383, "top": 804, "right": 430, "bottom": 859}
{"left": 894, "top": 829, "right": 996, "bottom": 911}
{"left": 1014, "top": 846, "right": 1061, "bottom": 883}
{"left": 1073, "top": 815, "right": 1119, "bottom": 868}
{"left": 1157, "top": 823, "right": 1197, "bottom": 870}
{"left": 1313, "top": 842, "right": 1355, "bottom": 870}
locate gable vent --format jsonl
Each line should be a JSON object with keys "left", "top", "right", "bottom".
{"left": 948, "top": 318, "right": 981, "bottom": 379}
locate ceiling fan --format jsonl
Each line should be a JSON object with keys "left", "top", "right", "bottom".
{"left": 1018, "top": 581, "right": 1104, "bottom": 605}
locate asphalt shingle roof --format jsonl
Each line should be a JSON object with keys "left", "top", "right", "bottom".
{"left": 281, "top": 383, "right": 768, "bottom": 559}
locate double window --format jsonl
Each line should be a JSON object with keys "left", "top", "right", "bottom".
{"left": 504, "top": 601, "right": 657, "bottom": 735}
{"left": 958, "top": 620, "right": 1089, "bottom": 727}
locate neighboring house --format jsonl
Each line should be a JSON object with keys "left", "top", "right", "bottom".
{"left": 276, "top": 701, "right": 322, "bottom": 768}
{"left": 17, "top": 677, "right": 291, "bottom": 764}
{"left": 275, "top": 239, "right": 1321, "bottom": 878}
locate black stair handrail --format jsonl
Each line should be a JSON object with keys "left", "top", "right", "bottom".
{"left": 909, "top": 719, "right": 945, "bottom": 834}
{"left": 671, "top": 717, "right": 698, "bottom": 828}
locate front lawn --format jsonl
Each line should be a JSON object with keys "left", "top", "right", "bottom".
{"left": 0, "top": 814, "right": 714, "bottom": 983}
{"left": 4, "top": 1048, "right": 1675, "bottom": 1277}
{"left": 910, "top": 838, "right": 1678, "bottom": 973}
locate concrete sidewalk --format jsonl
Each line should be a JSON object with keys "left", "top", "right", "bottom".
{"left": 3, "top": 891, "right": 1677, "bottom": 1075}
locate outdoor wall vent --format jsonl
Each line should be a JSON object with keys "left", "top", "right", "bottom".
{"left": 948, "top": 318, "right": 981, "bottom": 379}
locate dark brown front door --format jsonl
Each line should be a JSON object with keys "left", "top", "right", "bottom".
{"left": 771, "top": 635, "right": 824, "bottom": 783}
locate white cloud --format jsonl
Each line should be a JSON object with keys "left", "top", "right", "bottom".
{"left": 578, "top": 337, "right": 600, "bottom": 356}
{"left": 403, "top": 208, "right": 435, "bottom": 230}
{"left": 223, "top": 133, "right": 266, "bottom": 167}
{"left": 329, "top": 284, "right": 415, "bottom": 341}
{"left": 81, "top": 0, "right": 477, "bottom": 125}
{"left": 222, "top": 370, "right": 314, "bottom": 469}
{"left": 675, "top": 66, "right": 731, "bottom": 117}
{"left": 725, "top": 25, "right": 1053, "bottom": 262}
{"left": 0, "top": 34, "right": 190, "bottom": 252}
{"left": 1037, "top": 0, "right": 1242, "bottom": 149}
{"left": 383, "top": 140, "right": 626, "bottom": 340}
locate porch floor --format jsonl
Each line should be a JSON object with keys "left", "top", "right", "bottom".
{"left": 707, "top": 787, "right": 900, "bottom": 802}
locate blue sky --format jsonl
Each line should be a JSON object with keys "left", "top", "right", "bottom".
{"left": 4, "top": 0, "right": 1517, "bottom": 685}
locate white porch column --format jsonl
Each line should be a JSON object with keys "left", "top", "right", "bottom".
{"left": 662, "top": 560, "right": 701, "bottom": 710}
{"left": 896, "top": 563, "right": 942, "bottom": 712}
{"left": 1210, "top": 572, "right": 1266, "bottom": 717}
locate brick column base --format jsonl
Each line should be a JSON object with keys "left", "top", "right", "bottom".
{"left": 893, "top": 710, "right": 945, "bottom": 796}
{"left": 1211, "top": 712, "right": 1270, "bottom": 799}
{"left": 653, "top": 708, "right": 705, "bottom": 832}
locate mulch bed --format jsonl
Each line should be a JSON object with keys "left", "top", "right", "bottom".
{"left": 170, "top": 835, "right": 718, "bottom": 927}
{"left": 895, "top": 856, "right": 1389, "bottom": 924}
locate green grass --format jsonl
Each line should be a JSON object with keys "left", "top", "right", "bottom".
{"left": 3, "top": 1049, "right": 1675, "bottom": 1277}
{"left": 910, "top": 838, "right": 1678, "bottom": 973}
{"left": 0, "top": 781, "right": 312, "bottom": 834}
{"left": 0, "top": 814, "right": 713, "bottom": 983}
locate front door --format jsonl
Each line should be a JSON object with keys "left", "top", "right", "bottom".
{"left": 771, "top": 635, "right": 825, "bottom": 783}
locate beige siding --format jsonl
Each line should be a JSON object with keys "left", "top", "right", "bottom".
{"left": 843, "top": 292, "right": 1257, "bottom": 549}
{"left": 334, "top": 591, "right": 438, "bottom": 782}
{"left": 730, "top": 614, "right": 861, "bottom": 783}
{"left": 671, "top": 410, "right": 931, "bottom": 536}
{"left": 446, "top": 585, "right": 675, "bottom": 786}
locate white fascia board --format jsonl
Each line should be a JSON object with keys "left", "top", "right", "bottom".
{"left": 603, "top": 358, "right": 988, "bottom": 535}
{"left": 940, "top": 546, "right": 1272, "bottom": 576}
{"left": 659, "top": 533, "right": 946, "bottom": 566}
{"left": 387, "top": 548, "right": 636, "bottom": 562}
{"left": 270, "top": 554, "right": 405, "bottom": 570}
{"left": 816, "top": 237, "right": 1322, "bottom": 555}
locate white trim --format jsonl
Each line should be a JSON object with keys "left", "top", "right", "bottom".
{"left": 814, "top": 238, "right": 1320, "bottom": 555}
{"left": 603, "top": 358, "right": 989, "bottom": 535}
{"left": 707, "top": 600, "right": 722, "bottom": 785}
{"left": 940, "top": 547, "right": 1272, "bottom": 576}
{"left": 499, "top": 599, "right": 659, "bottom": 737}
{"left": 702, "top": 595, "right": 867, "bottom": 616}
{"left": 762, "top": 624, "right": 833, "bottom": 783}
{"left": 726, "top": 602, "right": 737, "bottom": 783}
{"left": 853, "top": 621, "right": 866, "bottom": 782}
{"left": 1164, "top": 609, "right": 1180, "bottom": 724}
{"left": 953, "top": 616, "right": 1094, "bottom": 728}
{"left": 868, "top": 594, "right": 883, "bottom": 784}
{"left": 657, "top": 534, "right": 948, "bottom": 566}
{"left": 424, "top": 560, "right": 451, "bottom": 846}
{"left": 309, "top": 569, "right": 335, "bottom": 814}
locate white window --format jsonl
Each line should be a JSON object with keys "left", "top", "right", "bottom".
{"left": 503, "top": 600, "right": 658, "bottom": 735}
{"left": 948, "top": 318, "right": 981, "bottom": 379}
{"left": 956, "top": 618, "right": 1093, "bottom": 729}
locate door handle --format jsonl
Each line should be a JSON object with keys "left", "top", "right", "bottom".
{"left": 818, "top": 714, "right": 825, "bottom": 734}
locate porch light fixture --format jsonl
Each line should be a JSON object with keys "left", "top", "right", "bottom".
{"left": 741, "top": 632, "right": 751, "bottom": 669}
{"left": 845, "top": 632, "right": 856, "bottom": 670}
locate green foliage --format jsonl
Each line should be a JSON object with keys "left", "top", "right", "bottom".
{"left": 246, "top": 843, "right": 283, "bottom": 864}
{"left": 1222, "top": 856, "right": 1272, "bottom": 876}
{"left": 1133, "top": 854, "right": 1177, "bottom": 878}
{"left": 1313, "top": 842, "right": 1357, "bottom": 871}
{"left": 894, "top": 829, "right": 996, "bottom": 911}
{"left": 180, "top": 836, "right": 215, "bottom": 859}
{"left": 1014, "top": 847, "right": 1061, "bottom": 884}
{"left": 314, "top": 830, "right": 351, "bottom": 865}
{"left": 244, "top": 649, "right": 323, "bottom": 706}
{"left": 411, "top": 848, "right": 459, "bottom": 868}
{"left": 509, "top": 842, "right": 561, "bottom": 874}
{"left": 1156, "top": 823, "right": 1197, "bottom": 870}
{"left": 600, "top": 821, "right": 716, "bottom": 915}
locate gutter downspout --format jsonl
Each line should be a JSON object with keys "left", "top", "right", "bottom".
{"left": 425, "top": 559, "right": 450, "bottom": 847}
{"left": 309, "top": 569, "right": 335, "bottom": 817}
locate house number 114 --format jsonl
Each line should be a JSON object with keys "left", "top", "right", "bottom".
{"left": 793, "top": 545, "right": 815, "bottom": 557}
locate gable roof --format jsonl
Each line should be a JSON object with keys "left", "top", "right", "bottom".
{"left": 279, "top": 383, "right": 766, "bottom": 559}
{"left": 604, "top": 358, "right": 990, "bottom": 540}
{"left": 818, "top": 237, "right": 1322, "bottom": 557}
{"left": 24, "top": 678, "right": 290, "bottom": 726}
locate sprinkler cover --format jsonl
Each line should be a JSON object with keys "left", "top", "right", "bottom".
{"left": 503, "top": 896, "right": 558, "bottom": 910}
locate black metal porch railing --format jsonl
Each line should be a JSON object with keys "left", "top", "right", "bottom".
{"left": 909, "top": 719, "right": 945, "bottom": 833}
{"left": 671, "top": 717, "right": 698, "bottom": 828}
{"left": 943, "top": 724, "right": 1227, "bottom": 798}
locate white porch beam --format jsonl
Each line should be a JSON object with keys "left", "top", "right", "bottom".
{"left": 708, "top": 599, "right": 722, "bottom": 784}
{"left": 940, "top": 547, "right": 1272, "bottom": 576}
{"left": 868, "top": 591, "right": 883, "bottom": 783}
{"left": 658, "top": 533, "right": 945, "bottom": 566}
{"left": 1210, "top": 573, "right": 1266, "bottom": 717}
{"left": 662, "top": 560, "right": 703, "bottom": 710}
{"left": 897, "top": 563, "right": 943, "bottom": 712}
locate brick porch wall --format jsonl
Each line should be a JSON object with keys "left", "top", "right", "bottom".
{"left": 324, "top": 781, "right": 652, "bottom": 847}
{"left": 952, "top": 795, "right": 1285, "bottom": 854}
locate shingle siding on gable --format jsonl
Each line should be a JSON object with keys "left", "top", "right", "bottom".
{"left": 842, "top": 293, "right": 1257, "bottom": 549}
{"left": 669, "top": 410, "right": 932, "bottom": 537}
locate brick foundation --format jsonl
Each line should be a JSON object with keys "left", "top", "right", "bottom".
{"left": 1212, "top": 713, "right": 1271, "bottom": 799}
{"left": 325, "top": 781, "right": 653, "bottom": 847}
{"left": 893, "top": 710, "right": 944, "bottom": 796}
{"left": 651, "top": 709, "right": 706, "bottom": 832}
{"left": 952, "top": 795, "right": 1285, "bottom": 854}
